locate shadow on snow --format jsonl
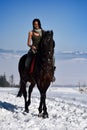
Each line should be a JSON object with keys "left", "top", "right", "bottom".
{"left": 0, "top": 101, "right": 17, "bottom": 112}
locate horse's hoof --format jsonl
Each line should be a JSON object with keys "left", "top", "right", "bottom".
{"left": 17, "top": 91, "right": 22, "bottom": 97}
{"left": 24, "top": 109, "right": 29, "bottom": 113}
{"left": 42, "top": 112, "right": 49, "bottom": 118}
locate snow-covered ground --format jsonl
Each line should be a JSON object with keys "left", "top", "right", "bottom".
{"left": 0, "top": 86, "right": 87, "bottom": 130}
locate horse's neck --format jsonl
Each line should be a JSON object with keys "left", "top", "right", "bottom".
{"left": 40, "top": 51, "right": 53, "bottom": 72}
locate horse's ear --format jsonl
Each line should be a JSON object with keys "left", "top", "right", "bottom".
{"left": 51, "top": 30, "right": 53, "bottom": 36}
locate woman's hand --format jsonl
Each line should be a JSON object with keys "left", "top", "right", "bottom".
{"left": 31, "top": 45, "right": 37, "bottom": 54}
{"left": 31, "top": 45, "right": 37, "bottom": 50}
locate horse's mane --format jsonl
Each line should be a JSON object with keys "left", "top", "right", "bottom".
{"left": 37, "top": 30, "right": 55, "bottom": 80}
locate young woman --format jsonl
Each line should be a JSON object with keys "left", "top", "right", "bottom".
{"left": 25, "top": 18, "right": 44, "bottom": 70}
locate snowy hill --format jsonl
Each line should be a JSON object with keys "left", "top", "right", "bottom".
{"left": 0, "top": 86, "right": 87, "bottom": 130}
{"left": 56, "top": 50, "right": 87, "bottom": 60}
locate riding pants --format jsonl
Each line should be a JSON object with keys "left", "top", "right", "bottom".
{"left": 25, "top": 49, "right": 34, "bottom": 70}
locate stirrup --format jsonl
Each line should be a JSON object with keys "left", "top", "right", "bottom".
{"left": 54, "top": 66, "right": 56, "bottom": 71}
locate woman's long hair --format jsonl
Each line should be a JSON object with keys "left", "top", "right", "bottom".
{"left": 32, "top": 18, "right": 42, "bottom": 29}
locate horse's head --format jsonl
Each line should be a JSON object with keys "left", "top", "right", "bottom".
{"left": 41, "top": 30, "right": 55, "bottom": 49}
{"left": 40, "top": 30, "right": 55, "bottom": 59}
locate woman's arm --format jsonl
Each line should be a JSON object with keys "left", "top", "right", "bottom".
{"left": 27, "top": 31, "right": 32, "bottom": 48}
{"left": 27, "top": 31, "right": 36, "bottom": 50}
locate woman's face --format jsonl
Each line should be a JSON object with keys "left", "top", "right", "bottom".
{"left": 33, "top": 21, "right": 39, "bottom": 29}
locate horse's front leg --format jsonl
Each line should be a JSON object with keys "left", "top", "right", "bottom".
{"left": 38, "top": 93, "right": 43, "bottom": 116}
{"left": 27, "top": 83, "right": 35, "bottom": 107}
{"left": 38, "top": 92, "right": 48, "bottom": 118}
{"left": 42, "top": 93, "right": 48, "bottom": 118}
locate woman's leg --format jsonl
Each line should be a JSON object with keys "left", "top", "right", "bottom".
{"left": 25, "top": 50, "right": 33, "bottom": 70}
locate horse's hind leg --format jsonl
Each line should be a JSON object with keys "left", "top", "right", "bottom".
{"left": 27, "top": 83, "right": 35, "bottom": 107}
{"left": 17, "top": 80, "right": 23, "bottom": 97}
{"left": 20, "top": 80, "right": 29, "bottom": 113}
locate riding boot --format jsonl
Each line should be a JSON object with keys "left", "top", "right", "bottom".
{"left": 52, "top": 66, "right": 56, "bottom": 82}
{"left": 51, "top": 55, "right": 56, "bottom": 82}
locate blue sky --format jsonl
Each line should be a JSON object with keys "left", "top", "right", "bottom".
{"left": 0, "top": 0, "right": 87, "bottom": 52}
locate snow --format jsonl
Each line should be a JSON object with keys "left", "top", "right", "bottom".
{"left": 0, "top": 86, "right": 87, "bottom": 130}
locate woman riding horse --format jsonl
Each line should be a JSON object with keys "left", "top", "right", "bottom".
{"left": 17, "top": 19, "right": 56, "bottom": 118}
{"left": 25, "top": 18, "right": 55, "bottom": 81}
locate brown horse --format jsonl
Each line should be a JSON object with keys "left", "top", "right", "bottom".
{"left": 17, "top": 30, "right": 55, "bottom": 118}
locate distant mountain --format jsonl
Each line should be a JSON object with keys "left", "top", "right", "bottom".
{"left": 0, "top": 48, "right": 27, "bottom": 55}
{"left": 0, "top": 49, "right": 27, "bottom": 60}
{"left": 0, "top": 48, "right": 87, "bottom": 60}
{"left": 0, "top": 48, "right": 87, "bottom": 85}
{"left": 55, "top": 50, "right": 87, "bottom": 60}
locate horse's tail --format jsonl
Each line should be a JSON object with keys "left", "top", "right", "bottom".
{"left": 17, "top": 54, "right": 27, "bottom": 97}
